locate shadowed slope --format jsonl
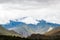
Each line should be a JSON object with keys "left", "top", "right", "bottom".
{"left": 0, "top": 25, "right": 22, "bottom": 37}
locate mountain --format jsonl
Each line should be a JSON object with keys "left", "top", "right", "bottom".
{"left": 2, "top": 20, "right": 60, "bottom": 37}
{"left": 45, "top": 27, "right": 60, "bottom": 36}
{"left": 27, "top": 34, "right": 47, "bottom": 39}
{"left": 27, "top": 27, "right": 60, "bottom": 40}
{"left": 0, "top": 25, "right": 22, "bottom": 37}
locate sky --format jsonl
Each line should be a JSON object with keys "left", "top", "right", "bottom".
{"left": 0, "top": 0, "right": 60, "bottom": 24}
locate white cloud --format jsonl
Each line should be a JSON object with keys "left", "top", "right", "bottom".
{"left": 19, "top": 17, "right": 39, "bottom": 24}
{"left": 0, "top": 0, "right": 60, "bottom": 24}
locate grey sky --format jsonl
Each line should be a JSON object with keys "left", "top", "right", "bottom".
{"left": 0, "top": 0, "right": 60, "bottom": 24}
{"left": 0, "top": 0, "right": 59, "bottom": 10}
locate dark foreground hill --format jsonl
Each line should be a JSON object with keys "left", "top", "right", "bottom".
{"left": 0, "top": 34, "right": 60, "bottom": 40}
{"left": 27, "top": 34, "right": 60, "bottom": 40}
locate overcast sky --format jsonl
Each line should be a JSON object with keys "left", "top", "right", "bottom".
{"left": 0, "top": 0, "right": 60, "bottom": 24}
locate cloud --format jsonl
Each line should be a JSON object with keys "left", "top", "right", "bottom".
{"left": 0, "top": 0, "right": 60, "bottom": 24}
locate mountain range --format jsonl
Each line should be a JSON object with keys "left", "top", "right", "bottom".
{"left": 0, "top": 25, "right": 60, "bottom": 40}
{"left": 2, "top": 19, "right": 60, "bottom": 37}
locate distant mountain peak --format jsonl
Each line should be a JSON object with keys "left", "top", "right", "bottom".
{"left": 36, "top": 19, "right": 46, "bottom": 22}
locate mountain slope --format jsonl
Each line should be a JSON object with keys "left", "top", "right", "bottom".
{"left": 0, "top": 25, "right": 22, "bottom": 37}
{"left": 45, "top": 27, "right": 60, "bottom": 36}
